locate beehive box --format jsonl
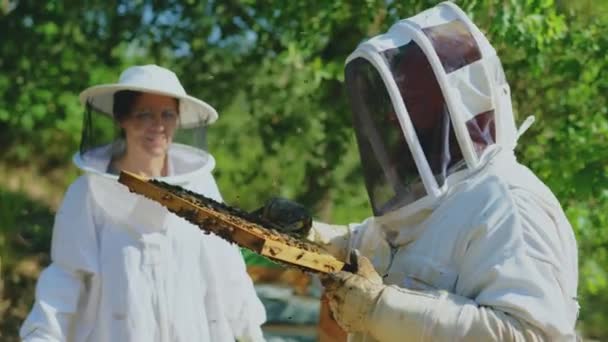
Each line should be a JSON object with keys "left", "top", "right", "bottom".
{"left": 118, "top": 171, "right": 346, "bottom": 273}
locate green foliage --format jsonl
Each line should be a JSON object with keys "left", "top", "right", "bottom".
{"left": 491, "top": 3, "right": 608, "bottom": 336}
{"left": 0, "top": 190, "right": 52, "bottom": 265}
{"left": 0, "top": 189, "right": 53, "bottom": 341}
{"left": 1, "top": 0, "right": 606, "bottom": 339}
{"left": 241, "top": 248, "right": 280, "bottom": 269}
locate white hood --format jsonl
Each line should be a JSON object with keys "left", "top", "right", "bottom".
{"left": 72, "top": 143, "right": 219, "bottom": 234}
{"left": 73, "top": 142, "right": 216, "bottom": 185}
{"left": 344, "top": 1, "right": 518, "bottom": 219}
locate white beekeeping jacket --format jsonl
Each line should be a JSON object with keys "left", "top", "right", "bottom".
{"left": 311, "top": 146, "right": 579, "bottom": 341}
{"left": 343, "top": 146, "right": 579, "bottom": 341}
{"left": 20, "top": 143, "right": 266, "bottom": 342}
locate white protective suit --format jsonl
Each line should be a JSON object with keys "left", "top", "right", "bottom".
{"left": 20, "top": 143, "right": 267, "bottom": 342}
{"left": 315, "top": 145, "right": 579, "bottom": 341}
{"left": 313, "top": 2, "right": 579, "bottom": 341}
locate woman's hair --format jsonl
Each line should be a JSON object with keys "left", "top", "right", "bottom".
{"left": 113, "top": 90, "right": 142, "bottom": 121}
{"left": 113, "top": 90, "right": 180, "bottom": 121}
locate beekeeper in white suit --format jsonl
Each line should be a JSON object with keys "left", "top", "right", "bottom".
{"left": 262, "top": 2, "right": 578, "bottom": 341}
{"left": 20, "top": 65, "right": 266, "bottom": 341}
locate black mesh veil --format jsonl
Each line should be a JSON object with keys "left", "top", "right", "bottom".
{"left": 79, "top": 101, "right": 125, "bottom": 167}
{"left": 79, "top": 95, "right": 209, "bottom": 173}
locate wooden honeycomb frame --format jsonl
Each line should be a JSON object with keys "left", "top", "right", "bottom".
{"left": 118, "top": 171, "right": 346, "bottom": 273}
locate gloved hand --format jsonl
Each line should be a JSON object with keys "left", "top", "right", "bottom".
{"left": 250, "top": 197, "right": 313, "bottom": 236}
{"left": 320, "top": 250, "right": 385, "bottom": 333}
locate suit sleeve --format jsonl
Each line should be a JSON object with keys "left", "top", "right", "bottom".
{"left": 20, "top": 176, "right": 99, "bottom": 341}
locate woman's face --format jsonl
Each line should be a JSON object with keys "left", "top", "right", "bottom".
{"left": 120, "top": 93, "right": 179, "bottom": 158}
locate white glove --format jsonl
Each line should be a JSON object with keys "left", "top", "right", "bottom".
{"left": 307, "top": 221, "right": 352, "bottom": 261}
{"left": 320, "top": 250, "right": 385, "bottom": 333}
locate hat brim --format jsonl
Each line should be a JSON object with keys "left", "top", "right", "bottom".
{"left": 79, "top": 84, "right": 218, "bottom": 128}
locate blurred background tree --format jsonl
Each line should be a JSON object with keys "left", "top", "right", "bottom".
{"left": 0, "top": 0, "right": 606, "bottom": 340}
